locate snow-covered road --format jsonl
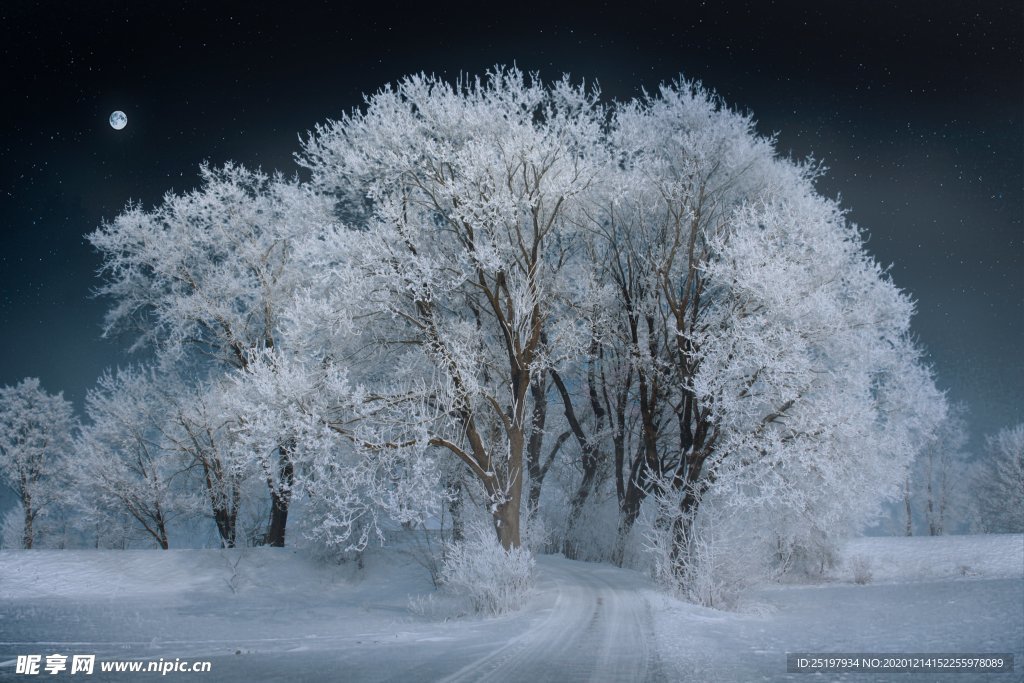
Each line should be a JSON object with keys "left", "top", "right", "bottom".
{"left": 437, "top": 558, "right": 666, "bottom": 682}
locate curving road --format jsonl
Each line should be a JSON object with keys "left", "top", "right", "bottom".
{"left": 439, "top": 557, "right": 667, "bottom": 682}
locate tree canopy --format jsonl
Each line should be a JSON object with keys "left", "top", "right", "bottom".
{"left": 72, "top": 69, "right": 950, "bottom": 597}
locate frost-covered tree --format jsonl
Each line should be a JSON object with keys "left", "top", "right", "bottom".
{"left": 509, "top": 78, "right": 947, "bottom": 573}
{"left": 160, "top": 380, "right": 251, "bottom": 548}
{"left": 296, "top": 70, "right": 605, "bottom": 549}
{"left": 900, "top": 403, "right": 971, "bottom": 536}
{"left": 88, "top": 163, "right": 334, "bottom": 546}
{"left": 0, "top": 378, "right": 77, "bottom": 548}
{"left": 972, "top": 424, "right": 1024, "bottom": 533}
{"left": 675, "top": 188, "right": 946, "bottom": 573}
{"left": 72, "top": 366, "right": 187, "bottom": 549}
{"left": 219, "top": 349, "right": 442, "bottom": 553}
{"left": 588, "top": 83, "right": 787, "bottom": 561}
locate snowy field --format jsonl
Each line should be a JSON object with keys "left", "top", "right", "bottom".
{"left": 0, "top": 534, "right": 1020, "bottom": 682}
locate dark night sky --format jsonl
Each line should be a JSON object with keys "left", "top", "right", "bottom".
{"left": 1, "top": 1, "right": 1021, "bottom": 451}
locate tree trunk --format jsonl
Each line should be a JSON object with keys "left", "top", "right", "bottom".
{"left": 612, "top": 495, "right": 643, "bottom": 566}
{"left": 204, "top": 463, "right": 239, "bottom": 548}
{"left": 264, "top": 449, "right": 294, "bottom": 548}
{"left": 563, "top": 465, "right": 598, "bottom": 560}
{"left": 903, "top": 477, "right": 913, "bottom": 536}
{"left": 266, "top": 491, "right": 290, "bottom": 547}
{"left": 525, "top": 374, "right": 548, "bottom": 519}
{"left": 612, "top": 443, "right": 652, "bottom": 566}
{"left": 926, "top": 452, "right": 937, "bottom": 535}
{"left": 668, "top": 515, "right": 691, "bottom": 580}
{"left": 22, "top": 491, "right": 33, "bottom": 550}
{"left": 448, "top": 477, "right": 465, "bottom": 543}
{"left": 548, "top": 366, "right": 605, "bottom": 560}
{"left": 214, "top": 506, "right": 236, "bottom": 548}
{"left": 492, "top": 498, "right": 521, "bottom": 551}
{"left": 156, "top": 518, "right": 169, "bottom": 550}
{"left": 491, "top": 421, "right": 524, "bottom": 551}
{"left": 526, "top": 477, "right": 543, "bottom": 526}
{"left": 668, "top": 487, "right": 702, "bottom": 579}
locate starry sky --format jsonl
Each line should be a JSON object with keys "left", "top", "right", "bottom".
{"left": 1, "top": 1, "right": 1020, "bottom": 450}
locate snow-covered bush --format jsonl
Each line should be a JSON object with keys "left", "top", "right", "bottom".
{"left": 441, "top": 523, "right": 535, "bottom": 616}
{"left": 407, "top": 592, "right": 444, "bottom": 619}
{"left": 396, "top": 523, "right": 445, "bottom": 588}
{"left": 766, "top": 512, "right": 845, "bottom": 580}
{"left": 849, "top": 554, "right": 873, "bottom": 584}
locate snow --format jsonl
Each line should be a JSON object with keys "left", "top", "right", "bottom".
{"left": 653, "top": 534, "right": 1024, "bottom": 682}
{"left": 832, "top": 533, "right": 1024, "bottom": 583}
{"left": 1, "top": 534, "right": 1021, "bottom": 681}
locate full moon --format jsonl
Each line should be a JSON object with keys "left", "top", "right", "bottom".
{"left": 109, "top": 110, "right": 127, "bottom": 130}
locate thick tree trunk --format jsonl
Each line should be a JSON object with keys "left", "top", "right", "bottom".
{"left": 492, "top": 498, "right": 521, "bottom": 551}
{"left": 525, "top": 374, "right": 550, "bottom": 524}
{"left": 491, "top": 425, "right": 525, "bottom": 551}
{"left": 526, "top": 477, "right": 544, "bottom": 525}
{"left": 563, "top": 465, "right": 598, "bottom": 560}
{"left": 668, "top": 515, "right": 691, "bottom": 579}
{"left": 612, "top": 502, "right": 641, "bottom": 567}
{"left": 266, "top": 491, "right": 290, "bottom": 548}
{"left": 612, "top": 445, "right": 652, "bottom": 566}
{"left": 22, "top": 492, "right": 33, "bottom": 550}
{"left": 204, "top": 463, "right": 239, "bottom": 548}
{"left": 213, "top": 506, "right": 236, "bottom": 548}
{"left": 265, "top": 449, "right": 294, "bottom": 548}
{"left": 668, "top": 487, "right": 702, "bottom": 579}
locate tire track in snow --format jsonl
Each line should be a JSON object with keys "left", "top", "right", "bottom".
{"left": 441, "top": 557, "right": 667, "bottom": 682}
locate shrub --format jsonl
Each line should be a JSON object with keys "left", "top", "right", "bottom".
{"left": 440, "top": 523, "right": 535, "bottom": 616}
{"left": 849, "top": 554, "right": 873, "bottom": 584}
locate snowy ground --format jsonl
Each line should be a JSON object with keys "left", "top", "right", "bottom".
{"left": 0, "top": 535, "right": 1020, "bottom": 682}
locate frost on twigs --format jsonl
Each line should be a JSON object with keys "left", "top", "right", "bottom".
{"left": 440, "top": 523, "right": 535, "bottom": 616}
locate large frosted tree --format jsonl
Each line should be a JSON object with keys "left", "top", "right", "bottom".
{"left": 296, "top": 70, "right": 605, "bottom": 549}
